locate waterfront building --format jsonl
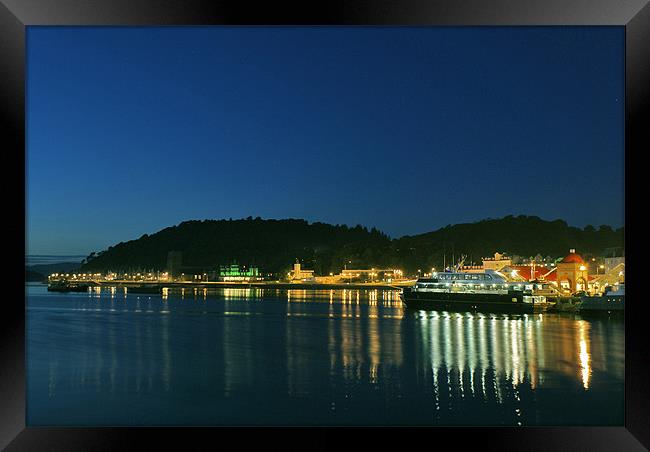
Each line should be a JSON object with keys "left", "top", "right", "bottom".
{"left": 179, "top": 272, "right": 209, "bottom": 282}
{"left": 482, "top": 252, "right": 512, "bottom": 271}
{"left": 604, "top": 256, "right": 625, "bottom": 273}
{"left": 556, "top": 249, "right": 589, "bottom": 293}
{"left": 503, "top": 265, "right": 543, "bottom": 281}
{"left": 588, "top": 260, "right": 625, "bottom": 294}
{"left": 289, "top": 262, "right": 315, "bottom": 281}
{"left": 340, "top": 268, "right": 395, "bottom": 282}
{"left": 219, "top": 263, "right": 261, "bottom": 282}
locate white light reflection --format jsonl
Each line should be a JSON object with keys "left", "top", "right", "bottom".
{"left": 578, "top": 322, "right": 591, "bottom": 390}
{"left": 412, "top": 309, "right": 607, "bottom": 417}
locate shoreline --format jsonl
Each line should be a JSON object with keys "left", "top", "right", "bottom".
{"left": 44, "top": 280, "right": 411, "bottom": 291}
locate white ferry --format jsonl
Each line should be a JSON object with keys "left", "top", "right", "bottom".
{"left": 400, "top": 269, "right": 547, "bottom": 313}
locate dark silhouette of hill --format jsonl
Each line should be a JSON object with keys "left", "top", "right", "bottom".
{"left": 25, "top": 262, "right": 82, "bottom": 282}
{"left": 79, "top": 215, "right": 624, "bottom": 275}
{"left": 80, "top": 217, "right": 390, "bottom": 276}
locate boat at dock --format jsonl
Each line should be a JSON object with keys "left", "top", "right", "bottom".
{"left": 400, "top": 269, "right": 547, "bottom": 313}
{"left": 578, "top": 283, "right": 624, "bottom": 313}
{"left": 47, "top": 281, "right": 92, "bottom": 292}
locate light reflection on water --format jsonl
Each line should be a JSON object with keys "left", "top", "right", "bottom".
{"left": 26, "top": 285, "right": 623, "bottom": 426}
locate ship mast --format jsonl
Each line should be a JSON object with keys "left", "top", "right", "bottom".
{"left": 531, "top": 257, "right": 535, "bottom": 281}
{"left": 443, "top": 243, "right": 446, "bottom": 271}
{"left": 454, "top": 254, "right": 467, "bottom": 272}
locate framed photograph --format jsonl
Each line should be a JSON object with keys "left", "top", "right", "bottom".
{"left": 3, "top": 0, "right": 648, "bottom": 449}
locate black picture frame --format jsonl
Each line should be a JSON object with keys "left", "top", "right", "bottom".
{"left": 3, "top": 0, "right": 647, "bottom": 449}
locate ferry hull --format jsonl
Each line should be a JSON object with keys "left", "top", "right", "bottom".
{"left": 579, "top": 295, "right": 624, "bottom": 313}
{"left": 47, "top": 284, "right": 91, "bottom": 293}
{"left": 400, "top": 290, "right": 544, "bottom": 313}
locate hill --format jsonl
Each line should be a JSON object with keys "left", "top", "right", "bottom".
{"left": 80, "top": 217, "right": 391, "bottom": 276}
{"left": 79, "top": 215, "right": 624, "bottom": 275}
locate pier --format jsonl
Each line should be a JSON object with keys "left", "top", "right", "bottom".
{"left": 47, "top": 279, "right": 412, "bottom": 293}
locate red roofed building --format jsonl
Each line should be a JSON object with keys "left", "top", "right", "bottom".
{"left": 544, "top": 268, "right": 557, "bottom": 282}
{"left": 560, "top": 252, "right": 585, "bottom": 264}
{"left": 556, "top": 249, "right": 589, "bottom": 293}
{"left": 508, "top": 265, "right": 557, "bottom": 282}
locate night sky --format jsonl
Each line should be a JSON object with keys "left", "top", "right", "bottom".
{"left": 27, "top": 27, "right": 624, "bottom": 256}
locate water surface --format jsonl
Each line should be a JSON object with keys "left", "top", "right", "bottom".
{"left": 26, "top": 284, "right": 624, "bottom": 425}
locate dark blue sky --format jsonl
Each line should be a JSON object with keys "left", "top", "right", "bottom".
{"left": 27, "top": 27, "right": 624, "bottom": 255}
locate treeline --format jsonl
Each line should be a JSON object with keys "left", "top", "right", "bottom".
{"left": 390, "top": 215, "right": 624, "bottom": 273}
{"left": 79, "top": 215, "right": 624, "bottom": 275}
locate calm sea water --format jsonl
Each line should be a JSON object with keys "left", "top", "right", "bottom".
{"left": 26, "top": 283, "right": 624, "bottom": 426}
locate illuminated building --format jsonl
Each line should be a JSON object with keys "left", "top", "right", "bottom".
{"left": 501, "top": 264, "right": 557, "bottom": 283}
{"left": 340, "top": 268, "right": 396, "bottom": 282}
{"left": 556, "top": 249, "right": 589, "bottom": 293}
{"left": 219, "top": 263, "right": 261, "bottom": 282}
{"left": 482, "top": 252, "right": 512, "bottom": 271}
{"left": 588, "top": 259, "right": 625, "bottom": 294}
{"left": 603, "top": 256, "right": 625, "bottom": 273}
{"left": 288, "top": 261, "right": 314, "bottom": 281}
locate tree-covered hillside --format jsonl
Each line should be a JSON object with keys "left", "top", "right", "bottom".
{"left": 79, "top": 215, "right": 624, "bottom": 275}
{"left": 80, "top": 217, "right": 391, "bottom": 275}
